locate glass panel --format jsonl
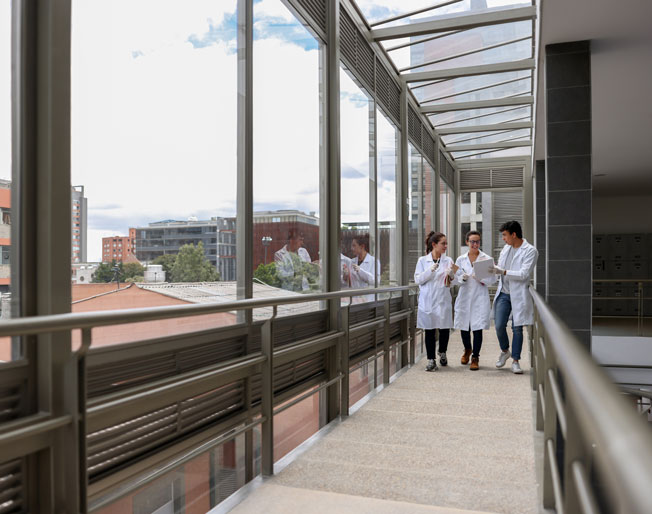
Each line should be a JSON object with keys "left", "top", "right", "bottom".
{"left": 377, "top": 109, "right": 398, "bottom": 288}
{"left": 422, "top": 76, "right": 531, "bottom": 106}
{"left": 0, "top": 0, "right": 13, "bottom": 362}
{"left": 423, "top": 158, "right": 434, "bottom": 235}
{"left": 274, "top": 387, "right": 324, "bottom": 461}
{"left": 404, "top": 21, "right": 532, "bottom": 74}
{"left": 439, "top": 178, "right": 454, "bottom": 243}
{"left": 442, "top": 127, "right": 531, "bottom": 146}
{"left": 453, "top": 145, "right": 531, "bottom": 160}
{"left": 71, "top": 1, "right": 240, "bottom": 347}
{"left": 460, "top": 191, "right": 489, "bottom": 255}
{"left": 253, "top": 0, "right": 322, "bottom": 307}
{"left": 408, "top": 145, "right": 422, "bottom": 281}
{"left": 430, "top": 104, "right": 531, "bottom": 127}
{"left": 340, "top": 67, "right": 376, "bottom": 303}
{"left": 349, "top": 360, "right": 373, "bottom": 406}
{"left": 95, "top": 432, "right": 248, "bottom": 513}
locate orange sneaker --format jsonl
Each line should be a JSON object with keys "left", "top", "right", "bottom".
{"left": 470, "top": 357, "right": 479, "bottom": 371}
{"left": 461, "top": 348, "right": 472, "bottom": 365}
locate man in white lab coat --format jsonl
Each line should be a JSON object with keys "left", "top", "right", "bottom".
{"left": 350, "top": 234, "right": 380, "bottom": 303}
{"left": 274, "top": 229, "right": 312, "bottom": 292}
{"left": 489, "top": 220, "right": 539, "bottom": 374}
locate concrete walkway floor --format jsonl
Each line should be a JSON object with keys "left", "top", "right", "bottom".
{"left": 231, "top": 329, "right": 539, "bottom": 514}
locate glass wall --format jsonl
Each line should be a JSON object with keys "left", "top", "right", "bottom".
{"left": 408, "top": 145, "right": 422, "bottom": 279}
{"left": 340, "top": 67, "right": 375, "bottom": 301}
{"left": 376, "top": 108, "right": 398, "bottom": 288}
{"left": 71, "top": 0, "right": 239, "bottom": 345}
{"left": 253, "top": 0, "right": 322, "bottom": 303}
{"left": 440, "top": 178, "right": 454, "bottom": 243}
{"left": 0, "top": 0, "right": 12, "bottom": 362}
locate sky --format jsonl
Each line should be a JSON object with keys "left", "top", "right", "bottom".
{"left": 0, "top": 0, "right": 382, "bottom": 262}
{"left": 0, "top": 0, "right": 526, "bottom": 263}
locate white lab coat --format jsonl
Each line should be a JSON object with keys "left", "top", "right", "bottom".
{"left": 490, "top": 239, "right": 539, "bottom": 326}
{"left": 274, "top": 245, "right": 311, "bottom": 291}
{"left": 350, "top": 253, "right": 380, "bottom": 302}
{"left": 453, "top": 251, "right": 496, "bottom": 331}
{"left": 414, "top": 253, "right": 454, "bottom": 330}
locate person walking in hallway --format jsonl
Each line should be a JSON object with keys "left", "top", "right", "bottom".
{"left": 454, "top": 231, "right": 496, "bottom": 371}
{"left": 490, "top": 220, "right": 539, "bottom": 374}
{"left": 415, "top": 231, "right": 456, "bottom": 372}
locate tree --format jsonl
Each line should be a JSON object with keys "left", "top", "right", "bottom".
{"left": 122, "top": 262, "right": 145, "bottom": 282}
{"left": 152, "top": 254, "right": 177, "bottom": 282}
{"left": 170, "top": 242, "right": 220, "bottom": 282}
{"left": 253, "top": 262, "right": 281, "bottom": 288}
{"left": 92, "top": 261, "right": 119, "bottom": 283}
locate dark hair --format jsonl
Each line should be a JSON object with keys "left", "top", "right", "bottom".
{"left": 287, "top": 228, "right": 304, "bottom": 241}
{"left": 499, "top": 220, "right": 522, "bottom": 239}
{"left": 425, "top": 231, "right": 446, "bottom": 254}
{"left": 465, "top": 230, "right": 481, "bottom": 242}
{"left": 353, "top": 234, "right": 370, "bottom": 252}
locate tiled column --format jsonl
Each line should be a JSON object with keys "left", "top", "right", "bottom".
{"left": 545, "top": 41, "right": 592, "bottom": 349}
{"left": 535, "top": 160, "right": 546, "bottom": 297}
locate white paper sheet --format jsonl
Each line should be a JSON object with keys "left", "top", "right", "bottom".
{"left": 472, "top": 257, "right": 495, "bottom": 281}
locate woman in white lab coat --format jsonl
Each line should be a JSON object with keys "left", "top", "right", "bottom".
{"left": 350, "top": 234, "right": 380, "bottom": 303}
{"left": 414, "top": 231, "right": 456, "bottom": 372}
{"left": 454, "top": 230, "right": 496, "bottom": 371}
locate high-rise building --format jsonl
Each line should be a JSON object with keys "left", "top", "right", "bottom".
{"left": 71, "top": 185, "right": 87, "bottom": 263}
{"left": 0, "top": 179, "right": 11, "bottom": 294}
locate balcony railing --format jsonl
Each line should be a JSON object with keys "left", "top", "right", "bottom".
{"left": 0, "top": 285, "right": 418, "bottom": 512}
{"left": 530, "top": 286, "right": 652, "bottom": 514}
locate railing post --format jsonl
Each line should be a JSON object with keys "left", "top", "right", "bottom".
{"left": 409, "top": 293, "right": 416, "bottom": 365}
{"left": 340, "top": 305, "right": 350, "bottom": 417}
{"left": 261, "top": 318, "right": 274, "bottom": 476}
{"left": 542, "top": 323, "right": 559, "bottom": 510}
{"left": 383, "top": 300, "right": 390, "bottom": 385}
{"left": 563, "top": 397, "right": 583, "bottom": 514}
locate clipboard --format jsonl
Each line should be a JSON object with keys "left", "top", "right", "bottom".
{"left": 472, "top": 257, "right": 495, "bottom": 281}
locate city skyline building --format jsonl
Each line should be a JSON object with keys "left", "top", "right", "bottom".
{"left": 101, "top": 229, "right": 138, "bottom": 263}
{"left": 71, "top": 185, "right": 88, "bottom": 263}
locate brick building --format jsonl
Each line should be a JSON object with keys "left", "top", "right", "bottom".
{"left": 102, "top": 229, "right": 138, "bottom": 263}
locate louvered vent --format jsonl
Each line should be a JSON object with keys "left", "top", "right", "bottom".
{"left": 375, "top": 57, "right": 401, "bottom": 126}
{"left": 0, "top": 459, "right": 24, "bottom": 513}
{"left": 459, "top": 167, "right": 523, "bottom": 190}
{"left": 491, "top": 167, "right": 523, "bottom": 188}
{"left": 492, "top": 191, "right": 523, "bottom": 261}
{"left": 460, "top": 169, "right": 491, "bottom": 189}
{"left": 421, "top": 129, "right": 435, "bottom": 164}
{"left": 296, "top": 0, "right": 326, "bottom": 36}
{"left": 408, "top": 105, "right": 422, "bottom": 149}
{"left": 339, "top": 7, "right": 374, "bottom": 92}
{"left": 441, "top": 159, "right": 455, "bottom": 185}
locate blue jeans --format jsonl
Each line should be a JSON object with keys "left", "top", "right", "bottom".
{"left": 494, "top": 292, "right": 524, "bottom": 360}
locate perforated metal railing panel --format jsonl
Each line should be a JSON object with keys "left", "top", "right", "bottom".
{"left": 0, "top": 459, "right": 25, "bottom": 514}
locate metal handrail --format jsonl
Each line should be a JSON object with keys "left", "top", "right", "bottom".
{"left": 0, "top": 283, "right": 420, "bottom": 512}
{"left": 530, "top": 286, "right": 652, "bottom": 514}
{"left": 0, "top": 285, "right": 417, "bottom": 338}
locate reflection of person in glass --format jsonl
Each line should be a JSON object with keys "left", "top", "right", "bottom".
{"left": 274, "top": 228, "right": 312, "bottom": 291}
{"left": 350, "top": 234, "right": 380, "bottom": 301}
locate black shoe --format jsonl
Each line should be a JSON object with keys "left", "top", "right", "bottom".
{"left": 425, "top": 359, "right": 438, "bottom": 372}
{"left": 439, "top": 352, "right": 448, "bottom": 366}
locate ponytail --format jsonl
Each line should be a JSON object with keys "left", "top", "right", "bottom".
{"left": 425, "top": 231, "right": 446, "bottom": 254}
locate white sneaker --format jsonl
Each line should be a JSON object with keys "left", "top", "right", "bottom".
{"left": 511, "top": 361, "right": 523, "bottom": 374}
{"left": 425, "top": 359, "right": 438, "bottom": 372}
{"left": 495, "top": 350, "right": 510, "bottom": 368}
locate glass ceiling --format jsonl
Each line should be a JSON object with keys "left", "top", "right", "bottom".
{"left": 355, "top": 0, "right": 536, "bottom": 163}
